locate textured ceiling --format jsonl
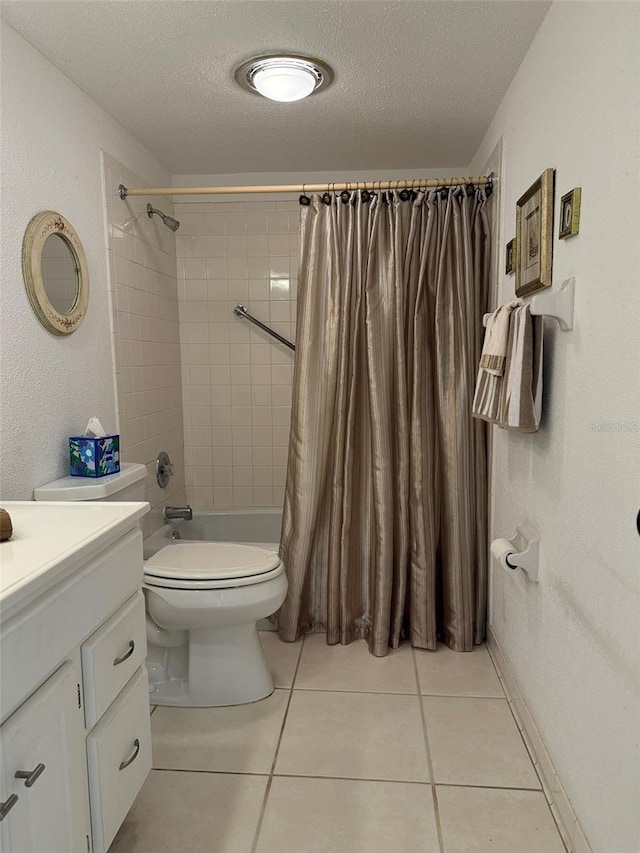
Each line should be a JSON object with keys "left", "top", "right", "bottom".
{"left": 1, "top": 0, "right": 550, "bottom": 174}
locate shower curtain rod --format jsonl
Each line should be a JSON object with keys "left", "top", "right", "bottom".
{"left": 117, "top": 174, "right": 494, "bottom": 199}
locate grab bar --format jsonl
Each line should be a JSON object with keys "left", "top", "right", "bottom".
{"left": 232, "top": 304, "right": 295, "bottom": 351}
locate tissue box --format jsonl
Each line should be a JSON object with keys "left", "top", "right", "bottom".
{"left": 69, "top": 435, "right": 120, "bottom": 478}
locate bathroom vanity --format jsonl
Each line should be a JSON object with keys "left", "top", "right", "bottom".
{"left": 0, "top": 500, "right": 150, "bottom": 853}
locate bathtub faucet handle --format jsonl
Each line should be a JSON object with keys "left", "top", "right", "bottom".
{"left": 164, "top": 505, "right": 193, "bottom": 521}
{"left": 156, "top": 451, "right": 176, "bottom": 489}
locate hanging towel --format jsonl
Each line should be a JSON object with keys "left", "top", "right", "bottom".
{"left": 472, "top": 301, "right": 519, "bottom": 424}
{"left": 472, "top": 303, "right": 544, "bottom": 432}
{"left": 497, "top": 304, "right": 544, "bottom": 432}
{"left": 479, "top": 301, "right": 520, "bottom": 375}
{"left": 472, "top": 365, "right": 502, "bottom": 424}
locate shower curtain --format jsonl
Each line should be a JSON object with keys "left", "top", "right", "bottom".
{"left": 277, "top": 187, "right": 490, "bottom": 656}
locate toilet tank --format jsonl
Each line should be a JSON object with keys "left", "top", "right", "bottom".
{"left": 34, "top": 462, "right": 148, "bottom": 502}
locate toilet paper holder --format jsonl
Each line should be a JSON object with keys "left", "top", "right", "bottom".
{"left": 491, "top": 526, "right": 541, "bottom": 583}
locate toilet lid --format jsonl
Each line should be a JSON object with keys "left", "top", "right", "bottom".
{"left": 144, "top": 542, "right": 281, "bottom": 582}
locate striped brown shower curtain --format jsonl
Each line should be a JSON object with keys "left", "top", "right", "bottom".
{"left": 277, "top": 187, "right": 490, "bottom": 656}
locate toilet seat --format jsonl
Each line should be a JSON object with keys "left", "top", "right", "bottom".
{"left": 143, "top": 542, "right": 284, "bottom": 590}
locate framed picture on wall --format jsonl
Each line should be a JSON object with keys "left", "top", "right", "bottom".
{"left": 505, "top": 238, "right": 516, "bottom": 275}
{"left": 559, "top": 187, "right": 581, "bottom": 239}
{"left": 515, "top": 168, "right": 555, "bottom": 297}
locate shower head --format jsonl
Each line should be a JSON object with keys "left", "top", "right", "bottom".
{"left": 147, "top": 203, "right": 180, "bottom": 232}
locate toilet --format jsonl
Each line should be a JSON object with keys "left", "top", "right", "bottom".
{"left": 34, "top": 462, "right": 287, "bottom": 707}
{"left": 143, "top": 542, "right": 287, "bottom": 706}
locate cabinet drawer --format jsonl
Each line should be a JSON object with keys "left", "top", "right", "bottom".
{"left": 1, "top": 529, "right": 144, "bottom": 723}
{"left": 81, "top": 591, "right": 147, "bottom": 728}
{"left": 86, "top": 667, "right": 152, "bottom": 853}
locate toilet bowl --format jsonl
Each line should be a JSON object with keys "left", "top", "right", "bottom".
{"left": 143, "top": 541, "right": 288, "bottom": 707}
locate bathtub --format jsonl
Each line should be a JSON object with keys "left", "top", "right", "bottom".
{"left": 143, "top": 507, "right": 283, "bottom": 560}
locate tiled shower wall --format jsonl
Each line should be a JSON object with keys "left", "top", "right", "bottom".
{"left": 103, "top": 153, "right": 186, "bottom": 535}
{"left": 175, "top": 198, "right": 299, "bottom": 507}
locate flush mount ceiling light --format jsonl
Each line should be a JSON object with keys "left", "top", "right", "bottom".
{"left": 234, "top": 54, "right": 333, "bottom": 102}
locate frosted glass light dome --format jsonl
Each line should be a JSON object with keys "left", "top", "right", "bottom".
{"left": 235, "top": 54, "right": 333, "bottom": 103}
{"left": 253, "top": 63, "right": 317, "bottom": 102}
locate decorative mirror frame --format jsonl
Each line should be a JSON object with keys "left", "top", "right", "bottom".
{"left": 22, "top": 210, "right": 89, "bottom": 335}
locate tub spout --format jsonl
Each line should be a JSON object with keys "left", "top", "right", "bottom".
{"left": 164, "top": 505, "right": 193, "bottom": 521}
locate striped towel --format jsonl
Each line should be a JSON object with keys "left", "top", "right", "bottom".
{"left": 473, "top": 304, "right": 544, "bottom": 432}
{"left": 479, "top": 301, "right": 519, "bottom": 375}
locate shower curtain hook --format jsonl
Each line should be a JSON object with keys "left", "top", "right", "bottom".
{"left": 300, "top": 182, "right": 311, "bottom": 206}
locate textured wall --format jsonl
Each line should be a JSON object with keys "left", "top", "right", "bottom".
{"left": 103, "top": 154, "right": 186, "bottom": 536}
{"left": 0, "top": 22, "right": 171, "bottom": 499}
{"left": 470, "top": 4, "right": 640, "bottom": 851}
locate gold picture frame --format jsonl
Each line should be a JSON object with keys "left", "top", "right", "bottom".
{"left": 559, "top": 187, "right": 581, "bottom": 239}
{"left": 505, "top": 237, "right": 516, "bottom": 275}
{"left": 515, "top": 168, "right": 555, "bottom": 297}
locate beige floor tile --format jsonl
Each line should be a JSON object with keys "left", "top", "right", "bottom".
{"left": 415, "top": 643, "right": 504, "bottom": 697}
{"left": 437, "top": 785, "right": 565, "bottom": 853}
{"left": 276, "top": 690, "right": 429, "bottom": 781}
{"left": 256, "top": 776, "right": 439, "bottom": 853}
{"left": 152, "top": 689, "right": 289, "bottom": 773}
{"left": 109, "top": 770, "right": 267, "bottom": 853}
{"left": 259, "top": 630, "right": 302, "bottom": 687}
{"left": 424, "top": 696, "right": 539, "bottom": 788}
{"left": 295, "top": 634, "right": 418, "bottom": 694}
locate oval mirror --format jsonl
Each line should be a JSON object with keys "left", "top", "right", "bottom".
{"left": 22, "top": 211, "right": 89, "bottom": 335}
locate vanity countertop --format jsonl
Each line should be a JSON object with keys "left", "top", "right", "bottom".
{"left": 0, "top": 500, "right": 148, "bottom": 619}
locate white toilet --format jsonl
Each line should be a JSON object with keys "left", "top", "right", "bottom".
{"left": 144, "top": 542, "right": 287, "bottom": 706}
{"left": 34, "top": 462, "right": 287, "bottom": 707}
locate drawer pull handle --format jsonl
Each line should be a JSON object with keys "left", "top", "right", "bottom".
{"left": 113, "top": 640, "right": 135, "bottom": 666}
{"left": 15, "top": 763, "right": 46, "bottom": 788}
{"left": 0, "top": 794, "right": 19, "bottom": 821}
{"left": 119, "top": 739, "right": 140, "bottom": 771}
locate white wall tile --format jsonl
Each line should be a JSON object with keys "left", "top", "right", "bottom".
{"left": 105, "top": 154, "right": 185, "bottom": 537}
{"left": 178, "top": 198, "right": 298, "bottom": 507}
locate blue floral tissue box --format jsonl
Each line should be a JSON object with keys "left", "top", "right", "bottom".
{"left": 69, "top": 435, "right": 120, "bottom": 477}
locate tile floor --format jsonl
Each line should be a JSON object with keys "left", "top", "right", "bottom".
{"left": 110, "top": 633, "right": 566, "bottom": 853}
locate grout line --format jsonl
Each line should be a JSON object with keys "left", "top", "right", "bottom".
{"left": 271, "top": 771, "right": 427, "bottom": 785}
{"left": 433, "top": 781, "right": 553, "bottom": 793}
{"left": 153, "top": 767, "right": 270, "bottom": 778}
{"left": 486, "top": 646, "right": 543, "bottom": 784}
{"left": 250, "top": 775, "right": 273, "bottom": 853}
{"left": 485, "top": 643, "right": 569, "bottom": 852}
{"left": 292, "top": 686, "right": 420, "bottom": 696}
{"left": 411, "top": 646, "right": 445, "bottom": 853}
{"left": 250, "top": 632, "right": 306, "bottom": 853}
{"left": 292, "top": 686, "right": 506, "bottom": 699}
{"left": 484, "top": 642, "right": 509, "bottom": 701}
{"left": 150, "top": 766, "right": 547, "bottom": 793}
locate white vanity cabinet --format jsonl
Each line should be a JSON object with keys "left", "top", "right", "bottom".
{"left": 0, "top": 661, "right": 89, "bottom": 852}
{"left": 0, "top": 501, "right": 151, "bottom": 853}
